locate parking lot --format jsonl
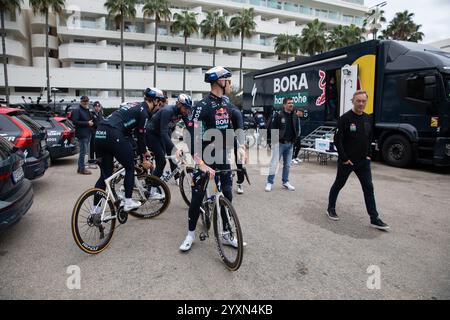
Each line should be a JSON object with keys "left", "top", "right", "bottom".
{"left": 0, "top": 150, "right": 449, "bottom": 300}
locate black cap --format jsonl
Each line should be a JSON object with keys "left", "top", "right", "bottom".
{"left": 93, "top": 101, "right": 101, "bottom": 107}
{"left": 80, "top": 96, "right": 89, "bottom": 102}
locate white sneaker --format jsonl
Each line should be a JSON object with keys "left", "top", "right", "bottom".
{"left": 236, "top": 184, "right": 244, "bottom": 194}
{"left": 291, "top": 159, "right": 298, "bottom": 165}
{"left": 221, "top": 232, "right": 238, "bottom": 248}
{"left": 149, "top": 187, "right": 165, "bottom": 200}
{"left": 296, "top": 158, "right": 303, "bottom": 163}
{"left": 179, "top": 235, "right": 194, "bottom": 252}
{"left": 124, "top": 199, "right": 141, "bottom": 211}
{"left": 283, "top": 182, "right": 295, "bottom": 191}
{"left": 265, "top": 183, "right": 272, "bottom": 192}
{"left": 221, "top": 232, "right": 247, "bottom": 248}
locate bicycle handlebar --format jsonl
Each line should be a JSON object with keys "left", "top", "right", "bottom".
{"left": 209, "top": 167, "right": 251, "bottom": 185}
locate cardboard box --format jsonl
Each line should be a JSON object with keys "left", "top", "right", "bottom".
{"left": 315, "top": 138, "right": 330, "bottom": 151}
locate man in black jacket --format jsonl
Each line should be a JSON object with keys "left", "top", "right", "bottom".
{"left": 71, "top": 96, "right": 93, "bottom": 175}
{"left": 88, "top": 101, "right": 103, "bottom": 169}
{"left": 327, "top": 90, "right": 389, "bottom": 230}
{"left": 265, "top": 97, "right": 300, "bottom": 192}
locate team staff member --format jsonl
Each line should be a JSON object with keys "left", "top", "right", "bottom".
{"left": 326, "top": 90, "right": 389, "bottom": 230}
{"left": 265, "top": 97, "right": 300, "bottom": 192}
{"left": 88, "top": 101, "right": 104, "bottom": 169}
{"left": 72, "top": 95, "right": 93, "bottom": 175}
{"left": 179, "top": 66, "right": 246, "bottom": 252}
{"left": 146, "top": 94, "right": 193, "bottom": 180}
{"left": 93, "top": 87, "right": 164, "bottom": 212}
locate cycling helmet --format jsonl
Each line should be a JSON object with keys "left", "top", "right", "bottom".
{"left": 177, "top": 94, "right": 193, "bottom": 109}
{"left": 144, "top": 87, "right": 165, "bottom": 100}
{"left": 204, "top": 66, "right": 232, "bottom": 83}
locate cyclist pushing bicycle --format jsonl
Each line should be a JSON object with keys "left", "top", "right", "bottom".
{"left": 92, "top": 87, "right": 165, "bottom": 214}
{"left": 180, "top": 66, "right": 247, "bottom": 252}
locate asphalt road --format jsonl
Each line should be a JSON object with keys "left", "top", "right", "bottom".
{"left": 1, "top": 149, "right": 449, "bottom": 300}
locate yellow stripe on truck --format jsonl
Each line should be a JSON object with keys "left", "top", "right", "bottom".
{"left": 352, "top": 54, "right": 376, "bottom": 115}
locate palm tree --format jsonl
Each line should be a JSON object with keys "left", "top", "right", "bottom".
{"left": 104, "top": 0, "right": 137, "bottom": 103}
{"left": 328, "top": 24, "right": 365, "bottom": 50}
{"left": 142, "top": 0, "right": 171, "bottom": 87}
{"left": 380, "top": 10, "right": 424, "bottom": 42}
{"left": 299, "top": 19, "right": 327, "bottom": 56}
{"left": 1, "top": 0, "right": 22, "bottom": 106}
{"left": 29, "top": 0, "right": 65, "bottom": 104}
{"left": 363, "top": 8, "right": 386, "bottom": 40}
{"left": 274, "top": 34, "right": 300, "bottom": 63}
{"left": 230, "top": 8, "right": 256, "bottom": 90}
{"left": 170, "top": 11, "right": 198, "bottom": 91}
{"left": 200, "top": 11, "right": 229, "bottom": 66}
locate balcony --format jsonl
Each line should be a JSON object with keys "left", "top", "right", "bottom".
{"left": 31, "top": 34, "right": 59, "bottom": 50}
{"left": 33, "top": 57, "right": 60, "bottom": 68}
{"left": 30, "top": 13, "right": 57, "bottom": 27}
{"left": 3, "top": 38, "right": 27, "bottom": 60}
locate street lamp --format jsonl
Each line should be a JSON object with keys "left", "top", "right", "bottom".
{"left": 367, "top": 1, "right": 387, "bottom": 40}
{"left": 51, "top": 87, "right": 59, "bottom": 112}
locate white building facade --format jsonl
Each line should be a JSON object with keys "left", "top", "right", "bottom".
{"left": 1, "top": 0, "right": 368, "bottom": 107}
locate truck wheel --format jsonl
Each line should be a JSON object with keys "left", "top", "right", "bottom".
{"left": 382, "top": 134, "right": 413, "bottom": 168}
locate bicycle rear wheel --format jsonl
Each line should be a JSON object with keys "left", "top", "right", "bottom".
{"left": 212, "top": 196, "right": 244, "bottom": 271}
{"left": 129, "top": 174, "right": 171, "bottom": 219}
{"left": 71, "top": 188, "right": 116, "bottom": 254}
{"left": 179, "top": 166, "right": 194, "bottom": 207}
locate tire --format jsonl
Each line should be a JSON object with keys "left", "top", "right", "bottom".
{"left": 213, "top": 196, "right": 244, "bottom": 271}
{"left": 71, "top": 188, "right": 116, "bottom": 254}
{"left": 382, "top": 134, "right": 413, "bottom": 168}
{"left": 128, "top": 174, "right": 171, "bottom": 219}
{"left": 179, "top": 167, "right": 194, "bottom": 207}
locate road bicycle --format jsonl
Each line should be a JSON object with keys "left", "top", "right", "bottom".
{"left": 71, "top": 161, "right": 170, "bottom": 254}
{"left": 160, "top": 153, "right": 194, "bottom": 207}
{"left": 197, "top": 167, "right": 250, "bottom": 271}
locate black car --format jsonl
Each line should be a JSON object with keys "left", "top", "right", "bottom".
{"left": 0, "top": 108, "right": 50, "bottom": 180}
{"left": 0, "top": 135, "right": 33, "bottom": 233}
{"left": 28, "top": 113, "right": 79, "bottom": 161}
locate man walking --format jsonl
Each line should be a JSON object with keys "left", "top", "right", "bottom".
{"left": 327, "top": 90, "right": 389, "bottom": 230}
{"left": 265, "top": 97, "right": 300, "bottom": 192}
{"left": 71, "top": 96, "right": 93, "bottom": 175}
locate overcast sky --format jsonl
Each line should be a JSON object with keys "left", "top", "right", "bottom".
{"left": 365, "top": 0, "right": 450, "bottom": 43}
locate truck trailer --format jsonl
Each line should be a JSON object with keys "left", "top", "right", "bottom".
{"left": 243, "top": 40, "right": 450, "bottom": 167}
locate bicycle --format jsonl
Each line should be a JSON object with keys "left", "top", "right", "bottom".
{"left": 197, "top": 167, "right": 250, "bottom": 271}
{"left": 160, "top": 153, "right": 194, "bottom": 207}
{"left": 71, "top": 161, "right": 170, "bottom": 254}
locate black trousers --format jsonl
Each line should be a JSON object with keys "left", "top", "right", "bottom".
{"left": 88, "top": 130, "right": 97, "bottom": 163}
{"left": 328, "top": 159, "right": 379, "bottom": 221}
{"left": 146, "top": 132, "right": 166, "bottom": 179}
{"left": 94, "top": 125, "right": 135, "bottom": 199}
{"left": 188, "top": 163, "right": 232, "bottom": 232}
{"left": 293, "top": 136, "right": 302, "bottom": 159}
{"left": 233, "top": 139, "right": 245, "bottom": 184}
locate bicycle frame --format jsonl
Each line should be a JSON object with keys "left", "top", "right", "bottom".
{"left": 162, "top": 154, "right": 191, "bottom": 183}
{"left": 93, "top": 166, "right": 149, "bottom": 223}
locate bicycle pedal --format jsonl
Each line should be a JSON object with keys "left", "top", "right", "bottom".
{"left": 199, "top": 233, "right": 207, "bottom": 241}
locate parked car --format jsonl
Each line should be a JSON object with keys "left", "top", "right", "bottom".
{"left": 0, "top": 108, "right": 50, "bottom": 180}
{"left": 0, "top": 135, "right": 33, "bottom": 233}
{"left": 27, "top": 112, "right": 79, "bottom": 161}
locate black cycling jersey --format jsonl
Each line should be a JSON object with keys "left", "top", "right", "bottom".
{"left": 186, "top": 92, "right": 237, "bottom": 164}
{"left": 102, "top": 101, "right": 149, "bottom": 155}
{"left": 147, "top": 104, "right": 183, "bottom": 152}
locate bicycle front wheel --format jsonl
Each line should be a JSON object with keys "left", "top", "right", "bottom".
{"left": 212, "top": 196, "right": 244, "bottom": 271}
{"left": 71, "top": 188, "right": 116, "bottom": 254}
{"left": 129, "top": 174, "right": 171, "bottom": 219}
{"left": 179, "top": 166, "right": 194, "bottom": 207}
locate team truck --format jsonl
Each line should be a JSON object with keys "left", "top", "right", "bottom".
{"left": 243, "top": 40, "right": 450, "bottom": 167}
